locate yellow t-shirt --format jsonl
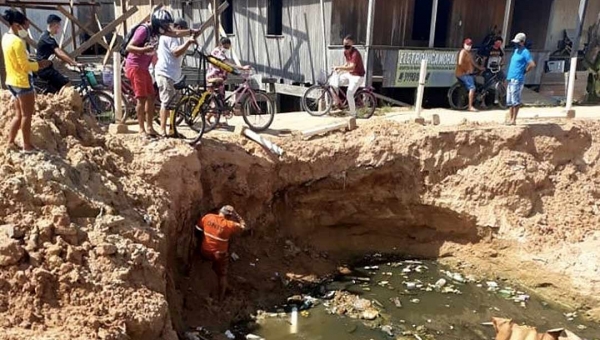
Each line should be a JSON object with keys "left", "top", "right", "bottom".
{"left": 2, "top": 32, "right": 39, "bottom": 88}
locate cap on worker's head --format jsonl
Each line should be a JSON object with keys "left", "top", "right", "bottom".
{"left": 174, "top": 18, "right": 188, "bottom": 29}
{"left": 47, "top": 14, "right": 61, "bottom": 24}
{"left": 463, "top": 38, "right": 473, "bottom": 46}
{"left": 219, "top": 205, "right": 235, "bottom": 216}
{"left": 512, "top": 32, "right": 527, "bottom": 43}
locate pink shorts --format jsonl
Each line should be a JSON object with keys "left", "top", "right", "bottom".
{"left": 126, "top": 66, "right": 155, "bottom": 99}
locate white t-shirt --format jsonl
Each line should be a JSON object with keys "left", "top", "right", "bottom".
{"left": 155, "top": 36, "right": 184, "bottom": 82}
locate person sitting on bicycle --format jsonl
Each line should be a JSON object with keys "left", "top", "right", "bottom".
{"left": 155, "top": 18, "right": 197, "bottom": 137}
{"left": 35, "top": 15, "right": 81, "bottom": 94}
{"left": 206, "top": 37, "right": 251, "bottom": 95}
{"left": 455, "top": 38, "right": 484, "bottom": 112}
{"left": 480, "top": 36, "right": 505, "bottom": 85}
{"left": 331, "top": 35, "right": 365, "bottom": 118}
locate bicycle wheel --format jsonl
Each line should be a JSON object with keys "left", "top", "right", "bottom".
{"left": 495, "top": 82, "right": 507, "bottom": 110}
{"left": 242, "top": 91, "right": 275, "bottom": 132}
{"left": 303, "top": 85, "right": 333, "bottom": 116}
{"left": 175, "top": 96, "right": 204, "bottom": 133}
{"left": 447, "top": 82, "right": 469, "bottom": 110}
{"left": 203, "top": 95, "right": 222, "bottom": 133}
{"left": 83, "top": 91, "right": 115, "bottom": 125}
{"left": 355, "top": 90, "right": 377, "bottom": 119}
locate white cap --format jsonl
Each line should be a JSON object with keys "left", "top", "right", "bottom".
{"left": 512, "top": 33, "right": 526, "bottom": 43}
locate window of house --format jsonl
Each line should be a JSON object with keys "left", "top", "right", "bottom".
{"left": 267, "top": 0, "right": 283, "bottom": 36}
{"left": 221, "top": 0, "right": 234, "bottom": 35}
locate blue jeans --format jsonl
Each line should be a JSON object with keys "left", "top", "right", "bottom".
{"left": 458, "top": 75, "right": 476, "bottom": 91}
{"left": 506, "top": 79, "right": 524, "bottom": 107}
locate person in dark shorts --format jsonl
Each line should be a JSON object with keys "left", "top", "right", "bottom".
{"left": 196, "top": 205, "right": 248, "bottom": 301}
{"left": 36, "top": 14, "right": 80, "bottom": 93}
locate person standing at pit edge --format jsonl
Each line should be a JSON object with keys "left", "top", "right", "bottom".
{"left": 2, "top": 9, "right": 52, "bottom": 154}
{"left": 505, "top": 33, "right": 536, "bottom": 125}
{"left": 196, "top": 205, "right": 249, "bottom": 301}
{"left": 455, "top": 38, "right": 484, "bottom": 112}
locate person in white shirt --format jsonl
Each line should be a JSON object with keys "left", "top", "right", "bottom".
{"left": 155, "top": 18, "right": 196, "bottom": 137}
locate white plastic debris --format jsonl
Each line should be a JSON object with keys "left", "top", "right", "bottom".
{"left": 231, "top": 253, "right": 240, "bottom": 261}
{"left": 246, "top": 334, "right": 265, "bottom": 340}
{"left": 225, "top": 330, "right": 235, "bottom": 339}
{"left": 434, "top": 278, "right": 447, "bottom": 289}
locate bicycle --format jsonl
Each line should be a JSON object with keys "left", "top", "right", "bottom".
{"left": 172, "top": 83, "right": 210, "bottom": 145}
{"left": 34, "top": 65, "right": 115, "bottom": 125}
{"left": 202, "top": 69, "right": 276, "bottom": 133}
{"left": 447, "top": 66, "right": 507, "bottom": 110}
{"left": 301, "top": 71, "right": 377, "bottom": 119}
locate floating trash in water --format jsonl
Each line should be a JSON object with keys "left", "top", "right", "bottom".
{"left": 224, "top": 330, "right": 235, "bottom": 339}
{"left": 410, "top": 298, "right": 421, "bottom": 304}
{"left": 405, "top": 282, "right": 418, "bottom": 290}
{"left": 390, "top": 297, "right": 402, "bottom": 308}
{"left": 434, "top": 278, "right": 447, "bottom": 290}
{"left": 381, "top": 325, "right": 394, "bottom": 336}
{"left": 487, "top": 281, "right": 499, "bottom": 289}
{"left": 365, "top": 265, "right": 379, "bottom": 270}
{"left": 246, "top": 334, "right": 265, "bottom": 340}
{"left": 231, "top": 252, "right": 240, "bottom": 261}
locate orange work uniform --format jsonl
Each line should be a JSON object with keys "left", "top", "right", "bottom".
{"left": 198, "top": 214, "right": 241, "bottom": 276}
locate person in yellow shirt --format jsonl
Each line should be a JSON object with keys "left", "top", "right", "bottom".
{"left": 2, "top": 9, "right": 51, "bottom": 154}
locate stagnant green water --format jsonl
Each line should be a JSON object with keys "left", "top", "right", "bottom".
{"left": 250, "top": 260, "right": 599, "bottom": 340}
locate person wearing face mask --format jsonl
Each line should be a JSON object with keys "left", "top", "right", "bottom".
{"left": 480, "top": 36, "right": 505, "bottom": 85}
{"left": 332, "top": 35, "right": 365, "bottom": 117}
{"left": 35, "top": 15, "right": 81, "bottom": 94}
{"left": 455, "top": 38, "right": 484, "bottom": 112}
{"left": 125, "top": 9, "right": 200, "bottom": 138}
{"left": 206, "top": 37, "right": 251, "bottom": 96}
{"left": 2, "top": 9, "right": 52, "bottom": 154}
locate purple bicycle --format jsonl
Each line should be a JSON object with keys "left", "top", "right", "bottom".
{"left": 204, "top": 69, "right": 276, "bottom": 132}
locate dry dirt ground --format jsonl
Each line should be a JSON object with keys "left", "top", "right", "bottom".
{"left": 0, "top": 90, "right": 599, "bottom": 339}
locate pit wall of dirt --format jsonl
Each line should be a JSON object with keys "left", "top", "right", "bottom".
{"left": 184, "top": 121, "right": 600, "bottom": 328}
{"left": 0, "top": 90, "right": 204, "bottom": 340}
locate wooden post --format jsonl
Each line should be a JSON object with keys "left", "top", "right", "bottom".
{"left": 213, "top": 0, "right": 219, "bottom": 46}
{"left": 415, "top": 59, "right": 428, "bottom": 118}
{"left": 320, "top": 0, "right": 328, "bottom": 71}
{"left": 70, "top": 0, "right": 78, "bottom": 52}
{"left": 113, "top": 52, "right": 124, "bottom": 123}
{"left": 428, "top": 0, "right": 439, "bottom": 48}
{"left": 566, "top": 0, "right": 589, "bottom": 115}
{"left": 365, "top": 0, "right": 376, "bottom": 86}
{"left": 501, "top": 0, "right": 513, "bottom": 44}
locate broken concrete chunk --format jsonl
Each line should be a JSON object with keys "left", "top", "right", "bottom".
{"left": 0, "top": 237, "right": 25, "bottom": 266}
{"left": 361, "top": 308, "right": 379, "bottom": 320}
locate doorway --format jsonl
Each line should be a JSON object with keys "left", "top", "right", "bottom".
{"left": 411, "top": 0, "right": 454, "bottom": 47}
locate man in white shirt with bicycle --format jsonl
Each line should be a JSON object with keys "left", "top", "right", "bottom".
{"left": 331, "top": 35, "right": 365, "bottom": 117}
{"left": 155, "top": 18, "right": 197, "bottom": 137}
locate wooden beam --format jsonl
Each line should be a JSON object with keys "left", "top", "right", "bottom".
{"left": 212, "top": 0, "right": 219, "bottom": 46}
{"left": 210, "top": 1, "right": 240, "bottom": 66}
{"left": 373, "top": 93, "right": 410, "bottom": 107}
{"left": 57, "top": 6, "right": 110, "bottom": 50}
{"left": 501, "top": 0, "right": 513, "bottom": 44}
{"left": 196, "top": 1, "right": 229, "bottom": 39}
{"left": 69, "top": 5, "right": 138, "bottom": 58}
{"left": 61, "top": 22, "right": 93, "bottom": 49}
{"left": 320, "top": 0, "right": 328, "bottom": 70}
{"left": 70, "top": 0, "right": 78, "bottom": 51}
{"left": 0, "top": 17, "right": 37, "bottom": 47}
{"left": 3, "top": 1, "right": 100, "bottom": 6}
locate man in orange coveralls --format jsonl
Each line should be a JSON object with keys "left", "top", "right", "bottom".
{"left": 196, "top": 205, "right": 247, "bottom": 301}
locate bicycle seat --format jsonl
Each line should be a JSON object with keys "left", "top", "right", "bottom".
{"left": 174, "top": 75, "right": 187, "bottom": 90}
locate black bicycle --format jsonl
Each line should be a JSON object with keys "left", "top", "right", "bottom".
{"left": 34, "top": 65, "right": 115, "bottom": 125}
{"left": 447, "top": 66, "right": 507, "bottom": 110}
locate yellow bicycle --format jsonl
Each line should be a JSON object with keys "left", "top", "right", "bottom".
{"left": 171, "top": 84, "right": 211, "bottom": 145}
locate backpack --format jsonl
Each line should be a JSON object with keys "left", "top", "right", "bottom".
{"left": 120, "top": 23, "right": 151, "bottom": 58}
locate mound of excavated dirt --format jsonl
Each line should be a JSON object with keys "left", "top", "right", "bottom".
{"left": 0, "top": 89, "right": 203, "bottom": 339}
{"left": 1, "top": 87, "right": 600, "bottom": 339}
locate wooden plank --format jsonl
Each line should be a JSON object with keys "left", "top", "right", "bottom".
{"left": 373, "top": 93, "right": 410, "bottom": 107}
{"left": 57, "top": 6, "right": 110, "bottom": 50}
{"left": 61, "top": 22, "right": 93, "bottom": 49}
{"left": 195, "top": 1, "right": 229, "bottom": 38}
{"left": 70, "top": 0, "right": 78, "bottom": 51}
{"left": 273, "top": 83, "right": 308, "bottom": 98}
{"left": 69, "top": 6, "right": 138, "bottom": 58}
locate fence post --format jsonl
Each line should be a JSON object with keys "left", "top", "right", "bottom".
{"left": 415, "top": 59, "right": 428, "bottom": 118}
{"left": 113, "top": 52, "right": 123, "bottom": 123}
{"left": 565, "top": 57, "right": 578, "bottom": 115}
